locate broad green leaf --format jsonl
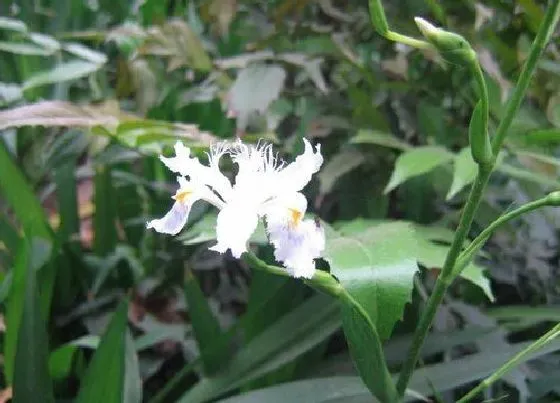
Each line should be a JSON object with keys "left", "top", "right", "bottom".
{"left": 324, "top": 221, "right": 419, "bottom": 340}
{"left": 446, "top": 147, "right": 477, "bottom": 200}
{"left": 350, "top": 129, "right": 410, "bottom": 150}
{"left": 341, "top": 302, "right": 397, "bottom": 402}
{"left": 184, "top": 270, "right": 227, "bottom": 375}
{"left": 318, "top": 148, "right": 365, "bottom": 194}
{"left": 178, "top": 294, "right": 340, "bottom": 403}
{"left": 12, "top": 238, "right": 54, "bottom": 403}
{"left": 384, "top": 146, "right": 453, "bottom": 193}
{"left": 76, "top": 300, "right": 129, "bottom": 403}
{"left": 23, "top": 60, "right": 105, "bottom": 91}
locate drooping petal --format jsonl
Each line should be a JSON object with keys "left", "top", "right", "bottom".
{"left": 146, "top": 201, "right": 190, "bottom": 235}
{"left": 210, "top": 203, "right": 259, "bottom": 258}
{"left": 147, "top": 177, "right": 198, "bottom": 235}
{"left": 267, "top": 219, "right": 325, "bottom": 279}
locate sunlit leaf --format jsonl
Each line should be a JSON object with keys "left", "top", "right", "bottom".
{"left": 23, "top": 60, "right": 105, "bottom": 91}
{"left": 385, "top": 146, "right": 453, "bottom": 193}
{"left": 324, "top": 221, "right": 419, "bottom": 341}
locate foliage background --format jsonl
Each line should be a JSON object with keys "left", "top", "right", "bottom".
{"left": 1, "top": 0, "right": 560, "bottom": 402}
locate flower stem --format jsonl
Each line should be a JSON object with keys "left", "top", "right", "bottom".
{"left": 457, "top": 322, "right": 560, "bottom": 403}
{"left": 396, "top": 2, "right": 560, "bottom": 397}
{"left": 454, "top": 193, "right": 560, "bottom": 276}
{"left": 386, "top": 31, "right": 433, "bottom": 50}
{"left": 491, "top": 0, "right": 560, "bottom": 154}
{"left": 395, "top": 167, "right": 492, "bottom": 397}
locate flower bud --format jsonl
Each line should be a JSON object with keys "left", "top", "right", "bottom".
{"left": 546, "top": 191, "right": 560, "bottom": 206}
{"left": 469, "top": 101, "right": 493, "bottom": 166}
{"left": 414, "top": 17, "right": 476, "bottom": 66}
{"left": 369, "top": 0, "right": 389, "bottom": 35}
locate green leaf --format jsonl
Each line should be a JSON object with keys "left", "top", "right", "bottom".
{"left": 178, "top": 295, "right": 340, "bottom": 403}
{"left": 219, "top": 338, "right": 560, "bottom": 402}
{"left": 414, "top": 237, "right": 494, "bottom": 300}
{"left": 76, "top": 300, "right": 129, "bottom": 403}
{"left": 124, "top": 331, "right": 142, "bottom": 403}
{"left": 62, "top": 42, "right": 108, "bottom": 64}
{"left": 0, "top": 41, "right": 54, "bottom": 55}
{"left": 12, "top": 238, "right": 54, "bottom": 403}
{"left": 23, "top": 60, "right": 105, "bottom": 91}
{"left": 446, "top": 147, "right": 477, "bottom": 200}
{"left": 184, "top": 270, "right": 227, "bottom": 375}
{"left": 0, "top": 141, "right": 51, "bottom": 240}
{"left": 384, "top": 146, "right": 453, "bottom": 193}
{"left": 350, "top": 129, "right": 410, "bottom": 150}
{"left": 93, "top": 167, "right": 117, "bottom": 256}
{"left": 324, "top": 221, "right": 419, "bottom": 340}
{"left": 341, "top": 301, "right": 397, "bottom": 402}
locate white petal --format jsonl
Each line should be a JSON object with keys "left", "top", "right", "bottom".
{"left": 210, "top": 203, "right": 259, "bottom": 258}
{"left": 267, "top": 218, "right": 325, "bottom": 279}
{"left": 147, "top": 201, "right": 190, "bottom": 235}
{"left": 159, "top": 141, "right": 233, "bottom": 203}
{"left": 276, "top": 138, "right": 323, "bottom": 193}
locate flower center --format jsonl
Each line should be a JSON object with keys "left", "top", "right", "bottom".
{"left": 173, "top": 189, "right": 192, "bottom": 204}
{"left": 288, "top": 208, "right": 303, "bottom": 228}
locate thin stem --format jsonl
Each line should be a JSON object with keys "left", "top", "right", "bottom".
{"left": 457, "top": 322, "right": 560, "bottom": 403}
{"left": 491, "top": 0, "right": 560, "bottom": 154}
{"left": 386, "top": 31, "right": 434, "bottom": 50}
{"left": 454, "top": 194, "right": 558, "bottom": 276}
{"left": 395, "top": 168, "right": 492, "bottom": 397}
{"left": 396, "top": 2, "right": 560, "bottom": 397}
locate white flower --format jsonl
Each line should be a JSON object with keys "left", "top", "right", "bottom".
{"left": 147, "top": 138, "right": 325, "bottom": 277}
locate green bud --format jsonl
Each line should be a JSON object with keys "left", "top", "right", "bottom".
{"left": 414, "top": 17, "right": 476, "bottom": 66}
{"left": 469, "top": 101, "right": 493, "bottom": 166}
{"left": 369, "top": 0, "right": 389, "bottom": 36}
{"left": 546, "top": 191, "right": 560, "bottom": 206}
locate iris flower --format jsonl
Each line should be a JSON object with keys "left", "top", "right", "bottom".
{"left": 147, "top": 139, "right": 325, "bottom": 278}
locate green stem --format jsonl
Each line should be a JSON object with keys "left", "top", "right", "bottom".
{"left": 396, "top": 167, "right": 492, "bottom": 397}
{"left": 454, "top": 193, "right": 560, "bottom": 276}
{"left": 457, "top": 322, "right": 560, "bottom": 403}
{"left": 491, "top": 0, "right": 560, "bottom": 154}
{"left": 396, "top": 2, "right": 560, "bottom": 397}
{"left": 386, "top": 31, "right": 434, "bottom": 50}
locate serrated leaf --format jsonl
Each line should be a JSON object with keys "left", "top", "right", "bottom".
{"left": 384, "top": 146, "right": 453, "bottom": 193}
{"left": 446, "top": 147, "right": 477, "bottom": 200}
{"left": 324, "top": 222, "right": 419, "bottom": 340}
{"left": 414, "top": 237, "right": 494, "bottom": 300}
{"left": 76, "top": 300, "right": 129, "bottom": 403}
{"left": 23, "top": 60, "right": 105, "bottom": 91}
{"left": 227, "top": 64, "right": 286, "bottom": 131}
